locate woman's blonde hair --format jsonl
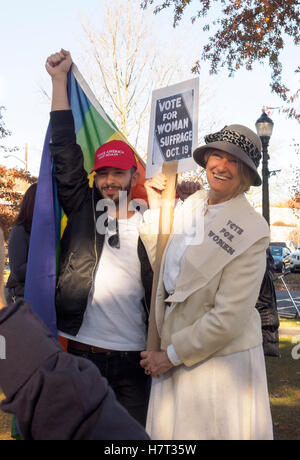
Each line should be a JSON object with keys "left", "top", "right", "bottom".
{"left": 204, "top": 150, "right": 256, "bottom": 195}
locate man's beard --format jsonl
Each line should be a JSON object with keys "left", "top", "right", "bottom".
{"left": 100, "top": 180, "right": 132, "bottom": 206}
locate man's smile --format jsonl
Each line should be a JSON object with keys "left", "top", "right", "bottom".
{"left": 102, "top": 186, "right": 122, "bottom": 194}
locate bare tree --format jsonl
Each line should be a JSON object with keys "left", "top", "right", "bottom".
{"left": 78, "top": 0, "right": 197, "bottom": 157}
{"left": 39, "top": 0, "right": 220, "bottom": 163}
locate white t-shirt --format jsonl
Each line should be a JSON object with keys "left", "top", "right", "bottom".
{"left": 59, "top": 212, "right": 147, "bottom": 351}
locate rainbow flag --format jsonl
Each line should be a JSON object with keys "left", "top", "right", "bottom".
{"left": 24, "top": 64, "right": 147, "bottom": 338}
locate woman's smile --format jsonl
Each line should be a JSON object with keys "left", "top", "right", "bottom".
{"left": 206, "top": 150, "right": 241, "bottom": 204}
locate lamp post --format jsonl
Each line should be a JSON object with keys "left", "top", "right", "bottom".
{"left": 255, "top": 112, "right": 274, "bottom": 225}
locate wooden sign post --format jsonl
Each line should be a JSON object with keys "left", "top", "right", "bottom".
{"left": 145, "top": 78, "right": 199, "bottom": 352}
{"left": 146, "top": 161, "right": 178, "bottom": 351}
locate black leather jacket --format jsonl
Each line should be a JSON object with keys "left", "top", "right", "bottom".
{"left": 50, "top": 110, "right": 153, "bottom": 336}
{"left": 255, "top": 249, "right": 279, "bottom": 357}
{"left": 6, "top": 225, "right": 30, "bottom": 301}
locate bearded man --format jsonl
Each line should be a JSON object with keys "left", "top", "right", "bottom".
{"left": 46, "top": 49, "right": 153, "bottom": 426}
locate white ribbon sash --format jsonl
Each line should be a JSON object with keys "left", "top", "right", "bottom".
{"left": 166, "top": 192, "right": 270, "bottom": 304}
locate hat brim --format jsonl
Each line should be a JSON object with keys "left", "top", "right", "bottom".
{"left": 193, "top": 141, "right": 262, "bottom": 187}
{"left": 90, "top": 160, "right": 137, "bottom": 175}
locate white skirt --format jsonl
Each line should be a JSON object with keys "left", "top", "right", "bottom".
{"left": 146, "top": 345, "right": 273, "bottom": 440}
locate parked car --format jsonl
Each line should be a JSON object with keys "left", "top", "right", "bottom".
{"left": 290, "top": 248, "right": 300, "bottom": 273}
{"left": 269, "top": 245, "right": 291, "bottom": 273}
{"left": 270, "top": 242, "right": 289, "bottom": 249}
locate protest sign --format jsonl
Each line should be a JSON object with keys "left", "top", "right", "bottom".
{"left": 146, "top": 79, "right": 199, "bottom": 351}
{"left": 146, "top": 78, "right": 199, "bottom": 178}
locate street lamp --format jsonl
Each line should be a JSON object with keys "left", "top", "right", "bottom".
{"left": 255, "top": 111, "right": 274, "bottom": 225}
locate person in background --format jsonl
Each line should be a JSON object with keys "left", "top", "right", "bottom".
{"left": 0, "top": 228, "right": 149, "bottom": 441}
{"left": 140, "top": 124, "right": 273, "bottom": 440}
{"left": 255, "top": 247, "right": 280, "bottom": 357}
{"left": 6, "top": 183, "right": 37, "bottom": 303}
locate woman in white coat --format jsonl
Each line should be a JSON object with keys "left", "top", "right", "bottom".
{"left": 140, "top": 124, "right": 273, "bottom": 440}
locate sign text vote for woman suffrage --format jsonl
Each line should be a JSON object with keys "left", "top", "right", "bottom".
{"left": 146, "top": 78, "right": 199, "bottom": 178}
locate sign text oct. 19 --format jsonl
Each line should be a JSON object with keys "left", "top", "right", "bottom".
{"left": 155, "top": 92, "right": 193, "bottom": 162}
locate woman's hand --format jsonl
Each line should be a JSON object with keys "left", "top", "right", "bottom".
{"left": 0, "top": 229, "right": 7, "bottom": 310}
{"left": 176, "top": 180, "right": 202, "bottom": 201}
{"left": 144, "top": 173, "right": 167, "bottom": 209}
{"left": 140, "top": 350, "right": 174, "bottom": 378}
{"left": 144, "top": 175, "right": 201, "bottom": 209}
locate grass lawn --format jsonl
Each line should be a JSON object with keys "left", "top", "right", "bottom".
{"left": 266, "top": 337, "right": 300, "bottom": 440}
{"left": 0, "top": 392, "right": 12, "bottom": 440}
{"left": 279, "top": 317, "right": 300, "bottom": 328}
{"left": 265, "top": 315, "right": 300, "bottom": 440}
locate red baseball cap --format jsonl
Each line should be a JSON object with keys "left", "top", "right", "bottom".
{"left": 91, "top": 140, "right": 138, "bottom": 173}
